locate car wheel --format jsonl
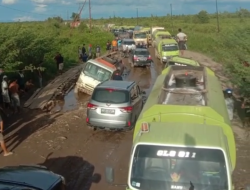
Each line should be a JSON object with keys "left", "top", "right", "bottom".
{"left": 87, "top": 124, "right": 96, "bottom": 131}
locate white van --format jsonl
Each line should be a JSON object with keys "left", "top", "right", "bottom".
{"left": 75, "top": 58, "right": 117, "bottom": 95}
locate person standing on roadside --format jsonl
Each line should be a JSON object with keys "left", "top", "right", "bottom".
{"left": 54, "top": 52, "right": 60, "bottom": 73}
{"left": 96, "top": 45, "right": 101, "bottom": 57}
{"left": 176, "top": 28, "right": 187, "bottom": 56}
{"left": 112, "top": 38, "right": 117, "bottom": 51}
{"left": 58, "top": 53, "right": 64, "bottom": 75}
{"left": 1, "top": 75, "right": 11, "bottom": 110}
{"left": 9, "top": 79, "right": 20, "bottom": 113}
{"left": 106, "top": 40, "right": 111, "bottom": 53}
{"left": 0, "top": 114, "right": 13, "bottom": 156}
{"left": 82, "top": 44, "right": 86, "bottom": 56}
{"left": 17, "top": 70, "right": 25, "bottom": 92}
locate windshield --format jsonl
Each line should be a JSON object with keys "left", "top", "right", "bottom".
{"left": 162, "top": 44, "right": 178, "bottom": 51}
{"left": 123, "top": 41, "right": 135, "bottom": 45}
{"left": 83, "top": 62, "right": 112, "bottom": 82}
{"left": 134, "top": 33, "right": 147, "bottom": 39}
{"left": 158, "top": 35, "right": 171, "bottom": 39}
{"left": 130, "top": 145, "right": 228, "bottom": 190}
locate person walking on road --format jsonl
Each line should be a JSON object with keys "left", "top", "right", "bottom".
{"left": 96, "top": 45, "right": 101, "bottom": 57}
{"left": 0, "top": 114, "right": 13, "bottom": 156}
{"left": 176, "top": 28, "right": 187, "bottom": 56}
{"left": 1, "top": 75, "right": 11, "bottom": 110}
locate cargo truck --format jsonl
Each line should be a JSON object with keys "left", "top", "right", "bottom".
{"left": 105, "top": 65, "right": 237, "bottom": 190}
{"left": 133, "top": 31, "right": 148, "bottom": 47}
{"left": 154, "top": 38, "right": 179, "bottom": 64}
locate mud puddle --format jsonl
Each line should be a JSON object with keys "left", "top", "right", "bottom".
{"left": 51, "top": 88, "right": 90, "bottom": 112}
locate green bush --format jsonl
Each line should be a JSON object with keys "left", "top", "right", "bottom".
{"left": 0, "top": 20, "right": 113, "bottom": 81}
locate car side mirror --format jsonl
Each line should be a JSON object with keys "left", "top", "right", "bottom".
{"left": 105, "top": 167, "right": 114, "bottom": 183}
{"left": 246, "top": 185, "right": 250, "bottom": 190}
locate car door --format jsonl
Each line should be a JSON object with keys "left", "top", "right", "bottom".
{"left": 130, "top": 85, "right": 140, "bottom": 121}
{"left": 136, "top": 85, "right": 143, "bottom": 114}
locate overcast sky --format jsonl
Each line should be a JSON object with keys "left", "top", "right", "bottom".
{"left": 0, "top": 0, "right": 249, "bottom": 22}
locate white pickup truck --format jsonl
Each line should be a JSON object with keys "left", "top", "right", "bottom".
{"left": 75, "top": 52, "right": 123, "bottom": 95}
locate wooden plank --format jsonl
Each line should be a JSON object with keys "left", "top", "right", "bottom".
{"left": 23, "top": 88, "right": 42, "bottom": 107}
{"left": 25, "top": 65, "right": 82, "bottom": 110}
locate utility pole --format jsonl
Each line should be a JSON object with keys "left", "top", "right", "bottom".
{"left": 136, "top": 8, "right": 138, "bottom": 25}
{"left": 89, "top": 0, "right": 92, "bottom": 32}
{"left": 170, "top": 4, "right": 174, "bottom": 34}
{"left": 215, "top": 0, "right": 220, "bottom": 32}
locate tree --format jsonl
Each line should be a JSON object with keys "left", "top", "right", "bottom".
{"left": 196, "top": 10, "right": 210, "bottom": 23}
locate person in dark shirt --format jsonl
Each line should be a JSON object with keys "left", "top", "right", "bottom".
{"left": 112, "top": 70, "right": 123, "bottom": 81}
{"left": 82, "top": 44, "right": 86, "bottom": 55}
{"left": 54, "top": 53, "right": 64, "bottom": 74}
{"left": 54, "top": 52, "right": 60, "bottom": 71}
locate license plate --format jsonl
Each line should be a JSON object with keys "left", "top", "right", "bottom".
{"left": 139, "top": 58, "right": 147, "bottom": 61}
{"left": 101, "top": 109, "right": 115, "bottom": 114}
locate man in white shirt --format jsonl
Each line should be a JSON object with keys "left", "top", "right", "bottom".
{"left": 176, "top": 28, "right": 187, "bottom": 56}
{"left": 1, "top": 75, "right": 10, "bottom": 109}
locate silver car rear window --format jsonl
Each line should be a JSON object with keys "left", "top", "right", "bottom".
{"left": 92, "top": 89, "right": 129, "bottom": 104}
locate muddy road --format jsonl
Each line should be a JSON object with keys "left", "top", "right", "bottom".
{"left": 0, "top": 48, "right": 250, "bottom": 190}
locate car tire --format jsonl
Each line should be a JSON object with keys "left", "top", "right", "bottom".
{"left": 87, "top": 124, "right": 96, "bottom": 131}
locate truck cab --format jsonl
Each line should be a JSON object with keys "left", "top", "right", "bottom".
{"left": 75, "top": 55, "right": 119, "bottom": 95}
{"left": 155, "top": 38, "right": 179, "bottom": 63}
{"left": 133, "top": 31, "right": 148, "bottom": 47}
{"left": 127, "top": 122, "right": 233, "bottom": 190}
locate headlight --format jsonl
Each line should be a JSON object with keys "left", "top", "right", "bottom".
{"left": 163, "top": 57, "right": 167, "bottom": 59}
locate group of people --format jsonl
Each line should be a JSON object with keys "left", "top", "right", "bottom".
{"left": 106, "top": 38, "right": 122, "bottom": 52}
{"left": 78, "top": 44, "right": 101, "bottom": 62}
{"left": 1, "top": 71, "right": 34, "bottom": 115}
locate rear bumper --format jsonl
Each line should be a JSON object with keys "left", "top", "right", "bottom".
{"left": 134, "top": 61, "right": 151, "bottom": 66}
{"left": 87, "top": 118, "right": 130, "bottom": 129}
